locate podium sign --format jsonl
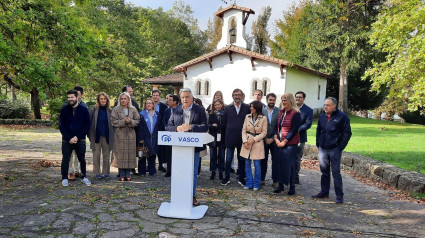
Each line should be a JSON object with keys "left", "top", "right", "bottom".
{"left": 157, "top": 131, "right": 214, "bottom": 219}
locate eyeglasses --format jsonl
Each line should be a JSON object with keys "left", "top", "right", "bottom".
{"left": 295, "top": 96, "right": 304, "bottom": 99}
{"left": 146, "top": 102, "right": 153, "bottom": 104}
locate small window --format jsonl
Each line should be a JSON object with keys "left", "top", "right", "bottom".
{"left": 263, "top": 81, "right": 268, "bottom": 96}
{"left": 318, "top": 84, "right": 321, "bottom": 100}
{"left": 204, "top": 81, "right": 209, "bottom": 96}
{"left": 229, "top": 17, "right": 237, "bottom": 44}
{"left": 196, "top": 81, "right": 201, "bottom": 95}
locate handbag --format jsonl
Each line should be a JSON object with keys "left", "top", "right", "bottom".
{"left": 137, "top": 142, "right": 150, "bottom": 158}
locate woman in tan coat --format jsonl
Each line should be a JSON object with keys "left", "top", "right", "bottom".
{"left": 240, "top": 100, "right": 267, "bottom": 190}
{"left": 111, "top": 92, "right": 140, "bottom": 181}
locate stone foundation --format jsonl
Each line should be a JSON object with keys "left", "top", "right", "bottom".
{"left": 303, "top": 144, "right": 425, "bottom": 194}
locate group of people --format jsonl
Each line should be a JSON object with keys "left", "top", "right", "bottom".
{"left": 59, "top": 85, "right": 351, "bottom": 206}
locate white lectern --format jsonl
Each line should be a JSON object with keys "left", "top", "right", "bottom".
{"left": 157, "top": 131, "right": 214, "bottom": 219}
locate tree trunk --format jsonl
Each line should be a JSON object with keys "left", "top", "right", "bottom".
{"left": 338, "top": 60, "right": 348, "bottom": 112}
{"left": 11, "top": 84, "right": 16, "bottom": 101}
{"left": 30, "top": 87, "right": 41, "bottom": 119}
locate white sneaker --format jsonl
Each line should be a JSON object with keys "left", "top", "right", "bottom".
{"left": 253, "top": 188, "right": 259, "bottom": 191}
{"left": 62, "top": 179, "right": 69, "bottom": 187}
{"left": 243, "top": 186, "right": 250, "bottom": 190}
{"left": 82, "top": 177, "right": 91, "bottom": 186}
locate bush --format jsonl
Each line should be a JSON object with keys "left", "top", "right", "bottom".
{"left": 0, "top": 99, "right": 30, "bottom": 119}
{"left": 400, "top": 110, "right": 425, "bottom": 125}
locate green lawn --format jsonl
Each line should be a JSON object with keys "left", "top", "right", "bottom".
{"left": 307, "top": 115, "right": 425, "bottom": 174}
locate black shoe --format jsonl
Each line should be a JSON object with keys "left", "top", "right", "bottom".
{"left": 221, "top": 178, "right": 230, "bottom": 186}
{"left": 312, "top": 192, "right": 329, "bottom": 199}
{"left": 219, "top": 172, "right": 223, "bottom": 180}
{"left": 287, "top": 187, "right": 296, "bottom": 196}
{"left": 164, "top": 173, "right": 171, "bottom": 177}
{"left": 335, "top": 195, "right": 344, "bottom": 204}
{"left": 237, "top": 179, "right": 246, "bottom": 187}
{"left": 210, "top": 171, "right": 216, "bottom": 180}
{"left": 158, "top": 166, "right": 166, "bottom": 172}
{"left": 273, "top": 184, "right": 284, "bottom": 193}
{"left": 230, "top": 168, "right": 235, "bottom": 173}
{"left": 295, "top": 178, "right": 300, "bottom": 185}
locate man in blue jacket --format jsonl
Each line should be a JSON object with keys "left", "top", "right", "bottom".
{"left": 221, "top": 88, "right": 251, "bottom": 186}
{"left": 295, "top": 91, "right": 313, "bottom": 184}
{"left": 166, "top": 88, "right": 207, "bottom": 206}
{"left": 313, "top": 97, "right": 352, "bottom": 203}
{"left": 59, "top": 90, "right": 91, "bottom": 187}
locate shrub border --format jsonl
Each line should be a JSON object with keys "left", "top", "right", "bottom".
{"left": 0, "top": 119, "right": 52, "bottom": 126}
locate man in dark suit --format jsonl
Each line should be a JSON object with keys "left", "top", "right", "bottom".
{"left": 295, "top": 91, "right": 313, "bottom": 184}
{"left": 261, "top": 93, "right": 280, "bottom": 186}
{"left": 152, "top": 89, "right": 168, "bottom": 172}
{"left": 166, "top": 88, "right": 208, "bottom": 206}
{"left": 114, "top": 85, "right": 140, "bottom": 112}
{"left": 221, "top": 89, "right": 251, "bottom": 186}
{"left": 163, "top": 94, "right": 179, "bottom": 177}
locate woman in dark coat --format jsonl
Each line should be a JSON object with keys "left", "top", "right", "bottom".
{"left": 88, "top": 92, "right": 114, "bottom": 179}
{"left": 208, "top": 99, "right": 226, "bottom": 180}
{"left": 273, "top": 93, "right": 301, "bottom": 195}
{"left": 136, "top": 98, "right": 160, "bottom": 176}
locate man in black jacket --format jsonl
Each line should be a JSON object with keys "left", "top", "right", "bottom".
{"left": 152, "top": 89, "right": 168, "bottom": 172}
{"left": 163, "top": 94, "right": 179, "bottom": 177}
{"left": 313, "top": 97, "right": 352, "bottom": 204}
{"left": 221, "top": 89, "right": 251, "bottom": 186}
{"left": 166, "top": 88, "right": 207, "bottom": 206}
{"left": 295, "top": 91, "right": 313, "bottom": 184}
{"left": 59, "top": 90, "right": 91, "bottom": 187}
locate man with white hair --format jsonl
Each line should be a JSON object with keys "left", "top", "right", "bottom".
{"left": 166, "top": 88, "right": 208, "bottom": 207}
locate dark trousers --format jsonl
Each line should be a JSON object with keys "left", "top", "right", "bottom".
{"left": 225, "top": 146, "right": 244, "bottom": 180}
{"left": 138, "top": 154, "right": 157, "bottom": 175}
{"left": 119, "top": 169, "right": 131, "bottom": 178}
{"left": 164, "top": 145, "right": 172, "bottom": 174}
{"left": 209, "top": 144, "right": 225, "bottom": 172}
{"left": 276, "top": 145, "right": 297, "bottom": 187}
{"left": 61, "top": 140, "right": 87, "bottom": 180}
{"left": 157, "top": 145, "right": 166, "bottom": 167}
{"left": 318, "top": 147, "right": 344, "bottom": 197}
{"left": 295, "top": 143, "right": 305, "bottom": 182}
{"left": 261, "top": 142, "right": 274, "bottom": 181}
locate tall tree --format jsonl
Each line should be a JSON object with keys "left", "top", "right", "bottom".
{"left": 251, "top": 6, "right": 272, "bottom": 54}
{"left": 272, "top": 0, "right": 384, "bottom": 112}
{"left": 365, "top": 0, "right": 425, "bottom": 114}
{"left": 204, "top": 7, "right": 223, "bottom": 52}
{"left": 168, "top": 0, "right": 206, "bottom": 54}
{"left": 0, "top": 0, "right": 101, "bottom": 118}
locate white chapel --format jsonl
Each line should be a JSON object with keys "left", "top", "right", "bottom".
{"left": 144, "top": 4, "right": 331, "bottom": 114}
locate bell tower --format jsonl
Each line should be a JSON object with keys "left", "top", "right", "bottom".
{"left": 215, "top": 5, "right": 255, "bottom": 50}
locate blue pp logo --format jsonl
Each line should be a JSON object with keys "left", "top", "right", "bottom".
{"left": 161, "top": 135, "right": 172, "bottom": 143}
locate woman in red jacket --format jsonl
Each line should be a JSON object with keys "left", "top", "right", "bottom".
{"left": 274, "top": 93, "right": 301, "bottom": 195}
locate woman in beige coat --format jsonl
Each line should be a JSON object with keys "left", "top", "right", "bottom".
{"left": 240, "top": 100, "right": 267, "bottom": 190}
{"left": 111, "top": 92, "right": 140, "bottom": 181}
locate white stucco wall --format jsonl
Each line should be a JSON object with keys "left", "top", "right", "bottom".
{"left": 183, "top": 53, "right": 327, "bottom": 114}
{"left": 286, "top": 68, "right": 328, "bottom": 114}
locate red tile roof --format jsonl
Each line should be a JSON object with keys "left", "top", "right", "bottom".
{"left": 143, "top": 73, "right": 184, "bottom": 85}
{"left": 215, "top": 4, "right": 255, "bottom": 18}
{"left": 173, "top": 45, "right": 333, "bottom": 79}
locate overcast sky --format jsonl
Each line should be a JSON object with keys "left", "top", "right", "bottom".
{"left": 125, "top": 0, "right": 300, "bottom": 38}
